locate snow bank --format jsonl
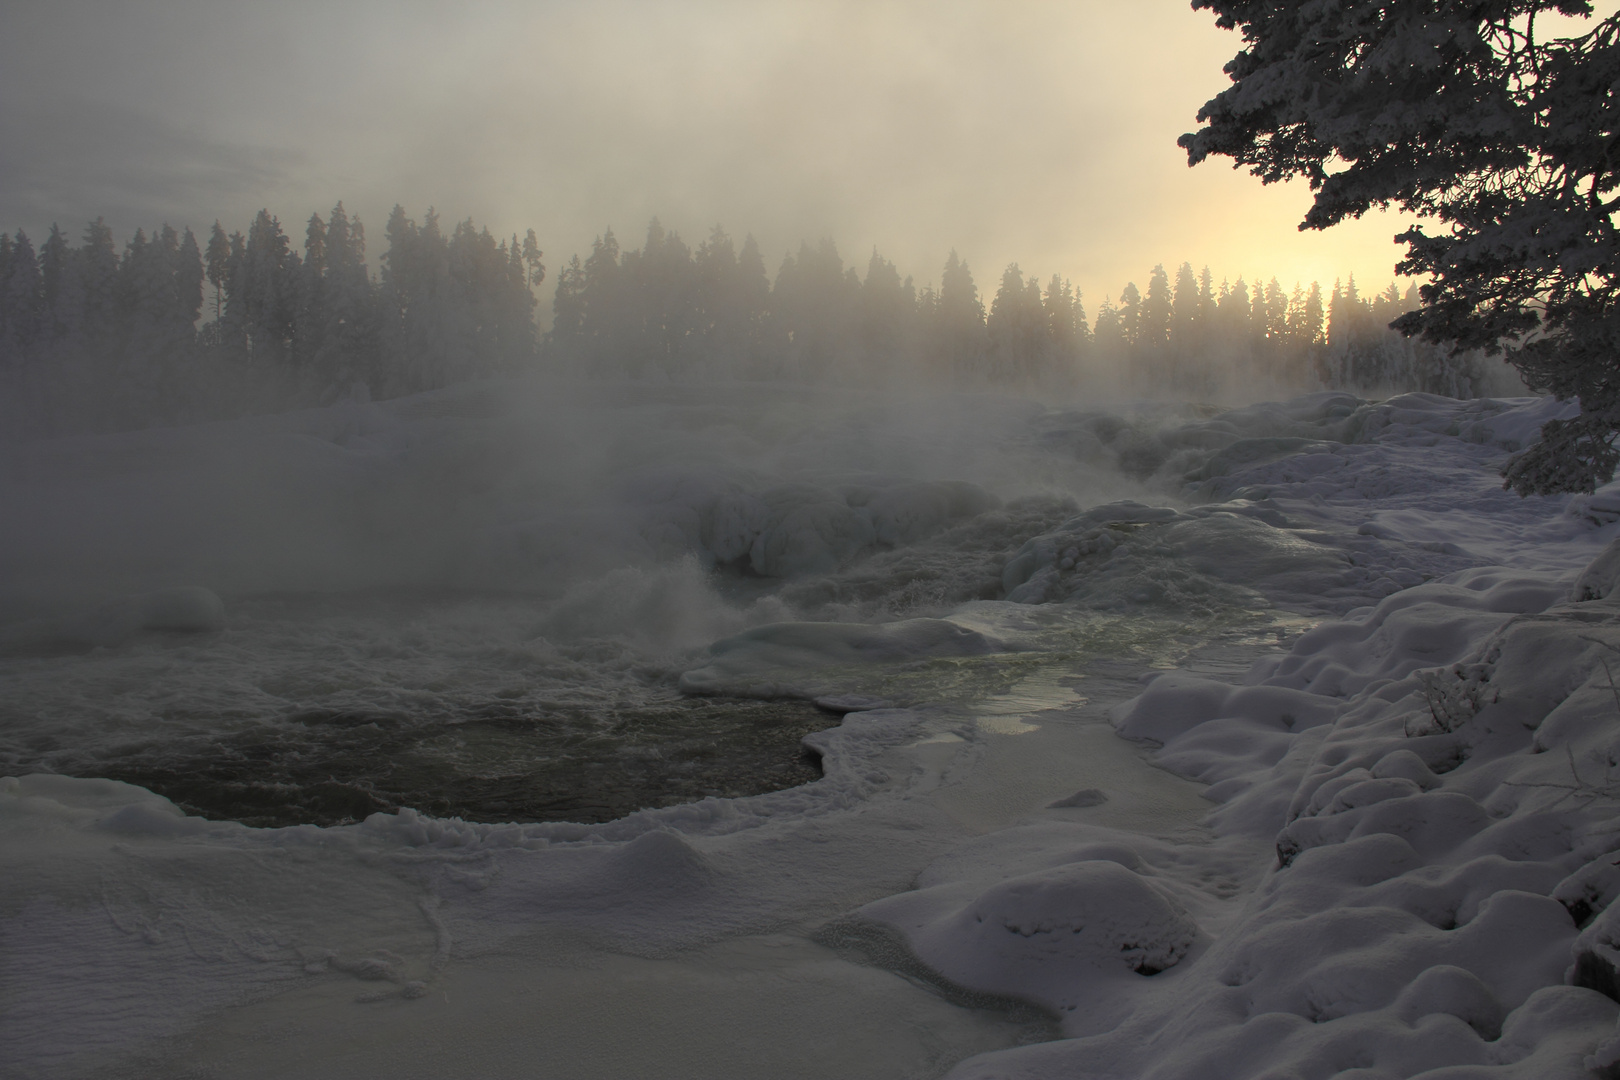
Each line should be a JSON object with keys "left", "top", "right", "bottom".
{"left": 9, "top": 384, "right": 1620, "bottom": 1078}
{"left": 859, "top": 561, "right": 1620, "bottom": 1079}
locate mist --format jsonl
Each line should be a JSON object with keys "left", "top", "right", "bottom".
{"left": 6, "top": 6, "right": 1613, "bottom": 1080}
{"left": 0, "top": 0, "right": 1420, "bottom": 312}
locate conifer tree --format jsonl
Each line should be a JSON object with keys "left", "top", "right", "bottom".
{"left": 233, "top": 210, "right": 296, "bottom": 365}
{"left": 1117, "top": 281, "right": 1142, "bottom": 351}
{"left": 315, "top": 202, "right": 376, "bottom": 394}
{"left": 551, "top": 254, "right": 587, "bottom": 358}
{"left": 937, "top": 250, "right": 988, "bottom": 380}
{"left": 1181, "top": 0, "right": 1613, "bottom": 490}
{"left": 1093, "top": 296, "right": 1125, "bottom": 359}
{"left": 1140, "top": 265, "right": 1172, "bottom": 352}
{"left": 0, "top": 233, "right": 40, "bottom": 368}
{"left": 37, "top": 225, "right": 76, "bottom": 340}
{"left": 1044, "top": 273, "right": 1084, "bottom": 377}
{"left": 858, "top": 248, "right": 912, "bottom": 376}
{"left": 205, "top": 223, "right": 231, "bottom": 325}
{"left": 79, "top": 218, "right": 119, "bottom": 346}
{"left": 989, "top": 263, "right": 1049, "bottom": 382}
{"left": 1171, "top": 262, "right": 1200, "bottom": 353}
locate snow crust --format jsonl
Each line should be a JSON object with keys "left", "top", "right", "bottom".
{"left": 11, "top": 382, "right": 1620, "bottom": 1078}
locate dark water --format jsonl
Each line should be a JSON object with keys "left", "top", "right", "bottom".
{"left": 89, "top": 695, "right": 832, "bottom": 829}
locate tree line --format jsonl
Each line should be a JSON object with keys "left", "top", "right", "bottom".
{"left": 0, "top": 207, "right": 1507, "bottom": 440}
{"left": 549, "top": 218, "right": 1503, "bottom": 397}
{"left": 0, "top": 205, "right": 544, "bottom": 438}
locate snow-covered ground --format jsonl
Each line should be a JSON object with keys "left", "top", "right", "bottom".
{"left": 6, "top": 382, "right": 1620, "bottom": 1078}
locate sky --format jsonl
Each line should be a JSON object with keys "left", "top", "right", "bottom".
{"left": 0, "top": 0, "right": 1432, "bottom": 312}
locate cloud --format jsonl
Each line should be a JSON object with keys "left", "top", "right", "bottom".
{"left": 0, "top": 100, "right": 301, "bottom": 235}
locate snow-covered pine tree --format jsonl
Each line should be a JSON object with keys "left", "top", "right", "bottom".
{"left": 1182, "top": 0, "right": 1620, "bottom": 493}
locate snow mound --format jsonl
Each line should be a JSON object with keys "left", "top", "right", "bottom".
{"left": 876, "top": 566, "right": 1620, "bottom": 1079}
{"left": 864, "top": 859, "right": 1198, "bottom": 1011}
{"left": 999, "top": 499, "right": 1349, "bottom": 613}
{"left": 614, "top": 471, "right": 1003, "bottom": 578}
{"left": 1572, "top": 535, "right": 1620, "bottom": 602}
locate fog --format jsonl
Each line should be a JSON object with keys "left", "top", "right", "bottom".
{"left": 0, "top": 0, "right": 1418, "bottom": 310}
{"left": 0, "top": 376, "right": 1184, "bottom": 831}
{"left": 10, "top": 8, "right": 1618, "bottom": 1079}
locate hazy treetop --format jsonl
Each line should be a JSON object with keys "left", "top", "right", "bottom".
{"left": 0, "top": 0, "right": 1474, "bottom": 305}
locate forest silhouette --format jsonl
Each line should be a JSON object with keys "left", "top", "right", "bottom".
{"left": 0, "top": 206, "right": 1513, "bottom": 441}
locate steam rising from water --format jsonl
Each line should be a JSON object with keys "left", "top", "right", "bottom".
{"left": 1, "top": 378, "right": 1427, "bottom": 826}
{"left": 0, "top": 380, "right": 1146, "bottom": 605}
{"left": 0, "top": 380, "right": 1173, "bottom": 824}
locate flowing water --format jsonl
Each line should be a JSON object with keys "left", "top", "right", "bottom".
{"left": 0, "top": 380, "right": 1376, "bottom": 1079}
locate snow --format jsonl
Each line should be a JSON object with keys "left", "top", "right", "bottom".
{"left": 9, "top": 381, "right": 1620, "bottom": 1078}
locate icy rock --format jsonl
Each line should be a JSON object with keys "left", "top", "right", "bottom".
{"left": 748, "top": 486, "right": 876, "bottom": 577}
{"left": 1567, "top": 477, "right": 1620, "bottom": 527}
{"left": 898, "top": 860, "right": 1199, "bottom": 1003}
{"left": 1066, "top": 500, "right": 1182, "bottom": 530}
{"left": 863, "top": 481, "right": 1000, "bottom": 547}
{"left": 1047, "top": 788, "right": 1107, "bottom": 809}
{"left": 1572, "top": 537, "right": 1620, "bottom": 602}
{"left": 703, "top": 491, "right": 771, "bottom": 564}
{"left": 1574, "top": 899, "right": 1620, "bottom": 1003}
{"left": 1555, "top": 854, "right": 1620, "bottom": 929}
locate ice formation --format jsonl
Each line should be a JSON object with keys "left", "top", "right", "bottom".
{"left": 8, "top": 382, "right": 1620, "bottom": 1078}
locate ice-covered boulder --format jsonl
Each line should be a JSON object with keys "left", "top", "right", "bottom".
{"left": 748, "top": 485, "right": 877, "bottom": 577}
{"left": 859, "top": 858, "right": 1199, "bottom": 1018}
{"left": 1572, "top": 536, "right": 1620, "bottom": 602}
{"left": 998, "top": 500, "right": 1350, "bottom": 612}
